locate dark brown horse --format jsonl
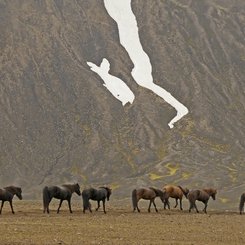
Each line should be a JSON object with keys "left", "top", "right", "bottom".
{"left": 0, "top": 186, "right": 23, "bottom": 214}
{"left": 239, "top": 193, "right": 245, "bottom": 214}
{"left": 43, "top": 183, "right": 81, "bottom": 214}
{"left": 132, "top": 187, "right": 167, "bottom": 213}
{"left": 163, "top": 185, "right": 189, "bottom": 210}
{"left": 187, "top": 188, "right": 217, "bottom": 213}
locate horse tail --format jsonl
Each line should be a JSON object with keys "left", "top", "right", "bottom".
{"left": 239, "top": 193, "right": 245, "bottom": 214}
{"left": 132, "top": 189, "right": 137, "bottom": 209}
{"left": 43, "top": 186, "right": 50, "bottom": 212}
{"left": 178, "top": 185, "right": 189, "bottom": 198}
{"left": 149, "top": 187, "right": 157, "bottom": 195}
{"left": 82, "top": 191, "right": 90, "bottom": 211}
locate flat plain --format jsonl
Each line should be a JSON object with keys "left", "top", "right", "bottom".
{"left": 0, "top": 200, "right": 244, "bottom": 245}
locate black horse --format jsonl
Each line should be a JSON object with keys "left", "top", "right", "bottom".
{"left": 43, "top": 183, "right": 81, "bottom": 214}
{"left": 0, "top": 186, "right": 23, "bottom": 214}
{"left": 239, "top": 193, "right": 245, "bottom": 214}
{"left": 82, "top": 187, "right": 112, "bottom": 213}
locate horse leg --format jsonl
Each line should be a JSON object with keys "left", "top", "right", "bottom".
{"left": 194, "top": 202, "right": 199, "bottom": 213}
{"left": 44, "top": 200, "right": 49, "bottom": 214}
{"left": 133, "top": 200, "right": 139, "bottom": 212}
{"left": 9, "top": 200, "right": 15, "bottom": 214}
{"left": 179, "top": 198, "right": 183, "bottom": 210}
{"left": 166, "top": 199, "right": 170, "bottom": 209}
{"left": 0, "top": 201, "right": 4, "bottom": 214}
{"left": 163, "top": 198, "right": 169, "bottom": 209}
{"left": 96, "top": 201, "right": 100, "bottom": 211}
{"left": 152, "top": 200, "right": 158, "bottom": 212}
{"left": 102, "top": 200, "right": 106, "bottom": 214}
{"left": 57, "top": 199, "right": 63, "bottom": 213}
{"left": 67, "top": 198, "right": 72, "bottom": 213}
{"left": 83, "top": 202, "right": 88, "bottom": 213}
{"left": 89, "top": 201, "right": 92, "bottom": 213}
{"left": 189, "top": 202, "right": 197, "bottom": 213}
{"left": 148, "top": 200, "right": 152, "bottom": 212}
{"left": 203, "top": 201, "right": 208, "bottom": 214}
{"left": 47, "top": 203, "right": 50, "bottom": 214}
{"left": 46, "top": 197, "right": 51, "bottom": 214}
{"left": 174, "top": 198, "right": 178, "bottom": 208}
{"left": 136, "top": 200, "right": 140, "bottom": 213}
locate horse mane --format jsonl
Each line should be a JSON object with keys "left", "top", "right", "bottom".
{"left": 4, "top": 186, "right": 21, "bottom": 193}
{"left": 99, "top": 186, "right": 109, "bottom": 190}
{"left": 203, "top": 188, "right": 217, "bottom": 195}
{"left": 178, "top": 185, "right": 189, "bottom": 197}
{"left": 99, "top": 186, "right": 111, "bottom": 192}
{"left": 61, "top": 184, "right": 71, "bottom": 190}
{"left": 62, "top": 183, "right": 79, "bottom": 189}
{"left": 149, "top": 187, "right": 162, "bottom": 196}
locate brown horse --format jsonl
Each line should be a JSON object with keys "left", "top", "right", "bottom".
{"left": 0, "top": 186, "right": 23, "bottom": 214}
{"left": 239, "top": 193, "right": 245, "bottom": 214}
{"left": 163, "top": 185, "right": 189, "bottom": 210}
{"left": 187, "top": 188, "right": 217, "bottom": 213}
{"left": 132, "top": 187, "right": 167, "bottom": 213}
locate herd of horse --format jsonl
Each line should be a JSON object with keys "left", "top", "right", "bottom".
{"left": 0, "top": 184, "right": 245, "bottom": 215}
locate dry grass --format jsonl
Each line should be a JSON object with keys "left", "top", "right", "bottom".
{"left": 0, "top": 200, "right": 244, "bottom": 245}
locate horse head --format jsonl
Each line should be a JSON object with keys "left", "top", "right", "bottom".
{"left": 183, "top": 188, "right": 189, "bottom": 198}
{"left": 203, "top": 188, "right": 217, "bottom": 200}
{"left": 211, "top": 189, "right": 217, "bottom": 200}
{"left": 106, "top": 187, "right": 112, "bottom": 201}
{"left": 75, "top": 183, "right": 81, "bottom": 196}
{"left": 5, "top": 186, "right": 23, "bottom": 200}
{"left": 178, "top": 185, "right": 189, "bottom": 198}
{"left": 160, "top": 189, "right": 169, "bottom": 203}
{"left": 16, "top": 187, "right": 23, "bottom": 200}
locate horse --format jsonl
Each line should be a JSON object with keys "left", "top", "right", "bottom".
{"left": 82, "top": 187, "right": 112, "bottom": 214}
{"left": 43, "top": 183, "right": 81, "bottom": 214}
{"left": 162, "top": 185, "right": 189, "bottom": 210}
{"left": 239, "top": 193, "right": 245, "bottom": 214}
{"left": 0, "top": 186, "right": 22, "bottom": 214}
{"left": 187, "top": 188, "right": 217, "bottom": 213}
{"left": 132, "top": 187, "right": 167, "bottom": 213}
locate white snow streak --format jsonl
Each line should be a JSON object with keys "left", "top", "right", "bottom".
{"left": 87, "top": 58, "right": 135, "bottom": 106}
{"left": 104, "top": 0, "right": 189, "bottom": 128}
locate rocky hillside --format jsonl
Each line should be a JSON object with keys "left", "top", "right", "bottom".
{"left": 0, "top": 0, "right": 244, "bottom": 208}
